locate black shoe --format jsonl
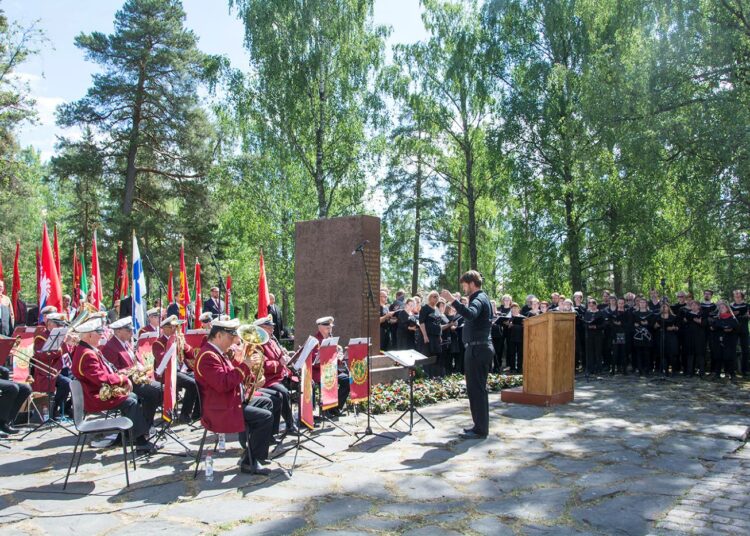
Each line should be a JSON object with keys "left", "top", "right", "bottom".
{"left": 459, "top": 431, "right": 487, "bottom": 440}
{"left": 135, "top": 440, "right": 157, "bottom": 453}
{"left": 285, "top": 424, "right": 300, "bottom": 435}
{"left": 463, "top": 426, "right": 476, "bottom": 433}
{"left": 0, "top": 422, "right": 19, "bottom": 435}
{"left": 176, "top": 415, "right": 192, "bottom": 425}
{"left": 241, "top": 459, "right": 270, "bottom": 475}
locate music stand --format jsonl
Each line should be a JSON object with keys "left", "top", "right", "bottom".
{"left": 149, "top": 339, "right": 191, "bottom": 457}
{"left": 385, "top": 350, "right": 435, "bottom": 434}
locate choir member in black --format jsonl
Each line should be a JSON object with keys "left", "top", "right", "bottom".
{"left": 419, "top": 291, "right": 444, "bottom": 376}
{"left": 609, "top": 298, "right": 630, "bottom": 375}
{"left": 527, "top": 297, "right": 541, "bottom": 317}
{"left": 379, "top": 290, "right": 395, "bottom": 352}
{"left": 683, "top": 300, "right": 706, "bottom": 377}
{"left": 539, "top": 301, "right": 549, "bottom": 313}
{"left": 549, "top": 293, "right": 561, "bottom": 311}
{"left": 559, "top": 298, "right": 574, "bottom": 312}
{"left": 504, "top": 303, "right": 525, "bottom": 373}
{"left": 632, "top": 298, "right": 653, "bottom": 376}
{"left": 584, "top": 299, "right": 606, "bottom": 376}
{"left": 573, "top": 291, "right": 585, "bottom": 372}
{"left": 492, "top": 295, "right": 512, "bottom": 373}
{"left": 713, "top": 301, "right": 739, "bottom": 379}
{"left": 598, "top": 291, "right": 610, "bottom": 311}
{"left": 648, "top": 288, "right": 661, "bottom": 313}
{"left": 436, "top": 299, "right": 454, "bottom": 376}
{"left": 671, "top": 291, "right": 689, "bottom": 372}
{"left": 652, "top": 302, "right": 680, "bottom": 376}
{"left": 731, "top": 290, "right": 749, "bottom": 376}
{"left": 701, "top": 290, "right": 719, "bottom": 372}
{"left": 445, "top": 303, "right": 464, "bottom": 374}
{"left": 396, "top": 298, "right": 418, "bottom": 350}
{"left": 624, "top": 292, "right": 636, "bottom": 310}
{"left": 389, "top": 289, "right": 406, "bottom": 348}
{"left": 602, "top": 295, "right": 618, "bottom": 374}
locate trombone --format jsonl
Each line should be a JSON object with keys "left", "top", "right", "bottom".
{"left": 10, "top": 341, "right": 60, "bottom": 379}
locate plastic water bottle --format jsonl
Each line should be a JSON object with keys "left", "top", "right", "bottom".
{"left": 205, "top": 451, "right": 214, "bottom": 481}
{"left": 42, "top": 406, "right": 49, "bottom": 422}
{"left": 218, "top": 433, "right": 226, "bottom": 453}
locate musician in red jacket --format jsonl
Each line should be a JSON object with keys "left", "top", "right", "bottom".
{"left": 137, "top": 307, "right": 160, "bottom": 337}
{"left": 72, "top": 319, "right": 155, "bottom": 452}
{"left": 194, "top": 318, "right": 273, "bottom": 475}
{"left": 33, "top": 310, "right": 75, "bottom": 419}
{"left": 255, "top": 315, "right": 298, "bottom": 435}
{"left": 309, "top": 316, "right": 350, "bottom": 415}
{"left": 101, "top": 316, "right": 162, "bottom": 430}
{"left": 152, "top": 315, "right": 199, "bottom": 423}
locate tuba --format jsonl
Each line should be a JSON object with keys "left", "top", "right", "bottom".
{"left": 237, "top": 324, "right": 269, "bottom": 400}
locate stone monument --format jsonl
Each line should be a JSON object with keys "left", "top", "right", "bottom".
{"left": 294, "top": 215, "right": 381, "bottom": 351}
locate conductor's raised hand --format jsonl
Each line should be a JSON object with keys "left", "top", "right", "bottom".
{"left": 440, "top": 289, "right": 454, "bottom": 303}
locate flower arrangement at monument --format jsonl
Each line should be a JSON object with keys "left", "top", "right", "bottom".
{"left": 350, "top": 373, "right": 523, "bottom": 414}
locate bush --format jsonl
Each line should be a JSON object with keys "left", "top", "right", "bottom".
{"left": 347, "top": 373, "right": 523, "bottom": 414}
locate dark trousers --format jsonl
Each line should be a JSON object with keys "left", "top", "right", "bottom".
{"left": 114, "top": 393, "right": 149, "bottom": 439}
{"left": 612, "top": 344, "right": 627, "bottom": 373}
{"left": 176, "top": 372, "right": 200, "bottom": 419}
{"left": 464, "top": 343, "right": 493, "bottom": 436}
{"left": 685, "top": 349, "right": 705, "bottom": 376}
{"left": 634, "top": 346, "right": 650, "bottom": 374}
{"left": 256, "top": 387, "right": 282, "bottom": 434}
{"left": 263, "top": 382, "right": 295, "bottom": 430}
{"left": 133, "top": 380, "right": 162, "bottom": 429}
{"left": 491, "top": 335, "right": 504, "bottom": 372}
{"left": 337, "top": 373, "right": 350, "bottom": 410}
{"left": 0, "top": 379, "right": 32, "bottom": 424}
{"left": 507, "top": 340, "right": 523, "bottom": 372}
{"left": 53, "top": 368, "right": 72, "bottom": 417}
{"left": 239, "top": 396, "right": 274, "bottom": 461}
{"left": 585, "top": 331, "right": 603, "bottom": 374}
{"left": 738, "top": 329, "right": 749, "bottom": 374}
{"left": 720, "top": 335, "right": 738, "bottom": 376}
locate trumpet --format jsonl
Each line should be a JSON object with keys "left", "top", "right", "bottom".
{"left": 237, "top": 324, "right": 268, "bottom": 400}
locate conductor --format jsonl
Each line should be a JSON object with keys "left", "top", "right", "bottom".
{"left": 441, "top": 270, "right": 493, "bottom": 440}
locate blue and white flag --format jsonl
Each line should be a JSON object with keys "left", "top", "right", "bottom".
{"left": 132, "top": 232, "right": 147, "bottom": 335}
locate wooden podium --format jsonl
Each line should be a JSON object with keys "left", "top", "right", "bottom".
{"left": 501, "top": 312, "right": 575, "bottom": 406}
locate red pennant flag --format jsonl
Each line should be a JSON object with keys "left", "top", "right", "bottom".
{"left": 71, "top": 244, "right": 79, "bottom": 308}
{"left": 194, "top": 258, "right": 203, "bottom": 329}
{"left": 90, "top": 230, "right": 103, "bottom": 310}
{"left": 120, "top": 255, "right": 129, "bottom": 298}
{"left": 301, "top": 356, "right": 315, "bottom": 430}
{"left": 166, "top": 264, "right": 174, "bottom": 304}
{"left": 112, "top": 241, "right": 124, "bottom": 304}
{"left": 35, "top": 247, "right": 40, "bottom": 307}
{"left": 257, "top": 249, "right": 270, "bottom": 319}
{"left": 161, "top": 335, "right": 177, "bottom": 421}
{"left": 178, "top": 241, "right": 191, "bottom": 328}
{"left": 53, "top": 225, "right": 61, "bottom": 282}
{"left": 347, "top": 340, "right": 369, "bottom": 403}
{"left": 225, "top": 273, "right": 232, "bottom": 316}
{"left": 40, "top": 223, "right": 63, "bottom": 315}
{"left": 319, "top": 343, "right": 339, "bottom": 410}
{"left": 12, "top": 240, "right": 21, "bottom": 318}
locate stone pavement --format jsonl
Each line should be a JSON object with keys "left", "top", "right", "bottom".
{"left": 1, "top": 375, "right": 749, "bottom": 535}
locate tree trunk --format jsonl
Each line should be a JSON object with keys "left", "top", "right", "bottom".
{"left": 564, "top": 189, "right": 582, "bottom": 292}
{"left": 411, "top": 154, "right": 422, "bottom": 296}
{"left": 315, "top": 75, "right": 327, "bottom": 218}
{"left": 122, "top": 64, "right": 147, "bottom": 221}
{"left": 465, "top": 151, "right": 478, "bottom": 270}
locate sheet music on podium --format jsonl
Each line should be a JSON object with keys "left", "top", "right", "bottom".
{"left": 383, "top": 349, "right": 428, "bottom": 368}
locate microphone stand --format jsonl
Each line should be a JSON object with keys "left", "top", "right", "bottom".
{"left": 350, "top": 242, "right": 395, "bottom": 447}
{"left": 205, "top": 245, "right": 227, "bottom": 316}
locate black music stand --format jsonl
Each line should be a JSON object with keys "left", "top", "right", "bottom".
{"left": 385, "top": 350, "right": 434, "bottom": 434}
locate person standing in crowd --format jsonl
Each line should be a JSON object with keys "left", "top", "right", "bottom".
{"left": 445, "top": 303, "right": 463, "bottom": 374}
{"left": 419, "top": 291, "right": 444, "bottom": 376}
{"left": 701, "top": 290, "right": 719, "bottom": 373}
{"left": 202, "top": 287, "right": 224, "bottom": 316}
{"left": 396, "top": 297, "right": 418, "bottom": 350}
{"left": 731, "top": 290, "right": 749, "bottom": 376}
{"left": 379, "top": 290, "right": 394, "bottom": 352}
{"left": 603, "top": 295, "right": 618, "bottom": 373}
{"left": 267, "top": 293, "right": 284, "bottom": 340}
{"left": 683, "top": 299, "right": 706, "bottom": 377}
{"left": 653, "top": 302, "right": 679, "bottom": 376}
{"left": 584, "top": 298, "right": 605, "bottom": 376}
{"left": 441, "top": 271, "right": 493, "bottom": 440}
{"left": 610, "top": 298, "right": 630, "bottom": 375}
{"left": 632, "top": 297, "right": 653, "bottom": 375}
{"left": 505, "top": 302, "right": 525, "bottom": 373}
{"left": 492, "top": 294, "right": 511, "bottom": 373}
{"left": 714, "top": 300, "right": 739, "bottom": 379}
{"left": 671, "top": 291, "right": 689, "bottom": 371}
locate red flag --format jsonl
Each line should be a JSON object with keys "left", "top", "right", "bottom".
{"left": 71, "top": 244, "right": 79, "bottom": 308}
{"left": 53, "top": 225, "right": 61, "bottom": 282}
{"left": 120, "top": 255, "right": 129, "bottom": 297}
{"left": 112, "top": 241, "right": 124, "bottom": 304}
{"left": 194, "top": 258, "right": 203, "bottom": 329}
{"left": 90, "top": 230, "right": 103, "bottom": 310}
{"left": 257, "top": 249, "right": 270, "bottom": 319}
{"left": 40, "top": 223, "right": 63, "bottom": 314}
{"left": 11, "top": 240, "right": 21, "bottom": 318}
{"left": 225, "top": 273, "right": 232, "bottom": 316}
{"left": 167, "top": 264, "right": 174, "bottom": 303}
{"left": 35, "top": 247, "right": 40, "bottom": 306}
{"left": 319, "top": 343, "right": 339, "bottom": 410}
{"left": 160, "top": 335, "right": 177, "bottom": 421}
{"left": 347, "top": 340, "right": 370, "bottom": 403}
{"left": 301, "top": 356, "right": 315, "bottom": 430}
{"left": 178, "top": 241, "right": 191, "bottom": 326}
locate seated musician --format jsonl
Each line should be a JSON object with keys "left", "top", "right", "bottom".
{"left": 34, "top": 308, "right": 75, "bottom": 419}
{"left": 194, "top": 318, "right": 273, "bottom": 475}
{"left": 197, "top": 312, "right": 214, "bottom": 348}
{"left": 137, "top": 307, "right": 161, "bottom": 337}
{"left": 72, "top": 319, "right": 156, "bottom": 452}
{"left": 254, "top": 315, "right": 299, "bottom": 435}
{"left": 0, "top": 365, "right": 31, "bottom": 436}
{"left": 311, "top": 316, "right": 350, "bottom": 416}
{"left": 152, "top": 315, "right": 200, "bottom": 423}
{"left": 101, "top": 317, "right": 162, "bottom": 430}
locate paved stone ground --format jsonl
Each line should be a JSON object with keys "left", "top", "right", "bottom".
{"left": 1, "top": 375, "right": 749, "bottom": 535}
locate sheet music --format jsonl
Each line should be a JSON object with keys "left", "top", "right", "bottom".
{"left": 293, "top": 336, "right": 319, "bottom": 371}
{"left": 383, "top": 349, "right": 428, "bottom": 368}
{"left": 41, "top": 327, "right": 68, "bottom": 352}
{"left": 320, "top": 337, "right": 339, "bottom": 347}
{"left": 348, "top": 337, "right": 370, "bottom": 346}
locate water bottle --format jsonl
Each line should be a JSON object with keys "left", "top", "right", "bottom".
{"left": 218, "top": 433, "right": 226, "bottom": 453}
{"left": 42, "top": 406, "right": 49, "bottom": 422}
{"left": 205, "top": 451, "right": 214, "bottom": 482}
